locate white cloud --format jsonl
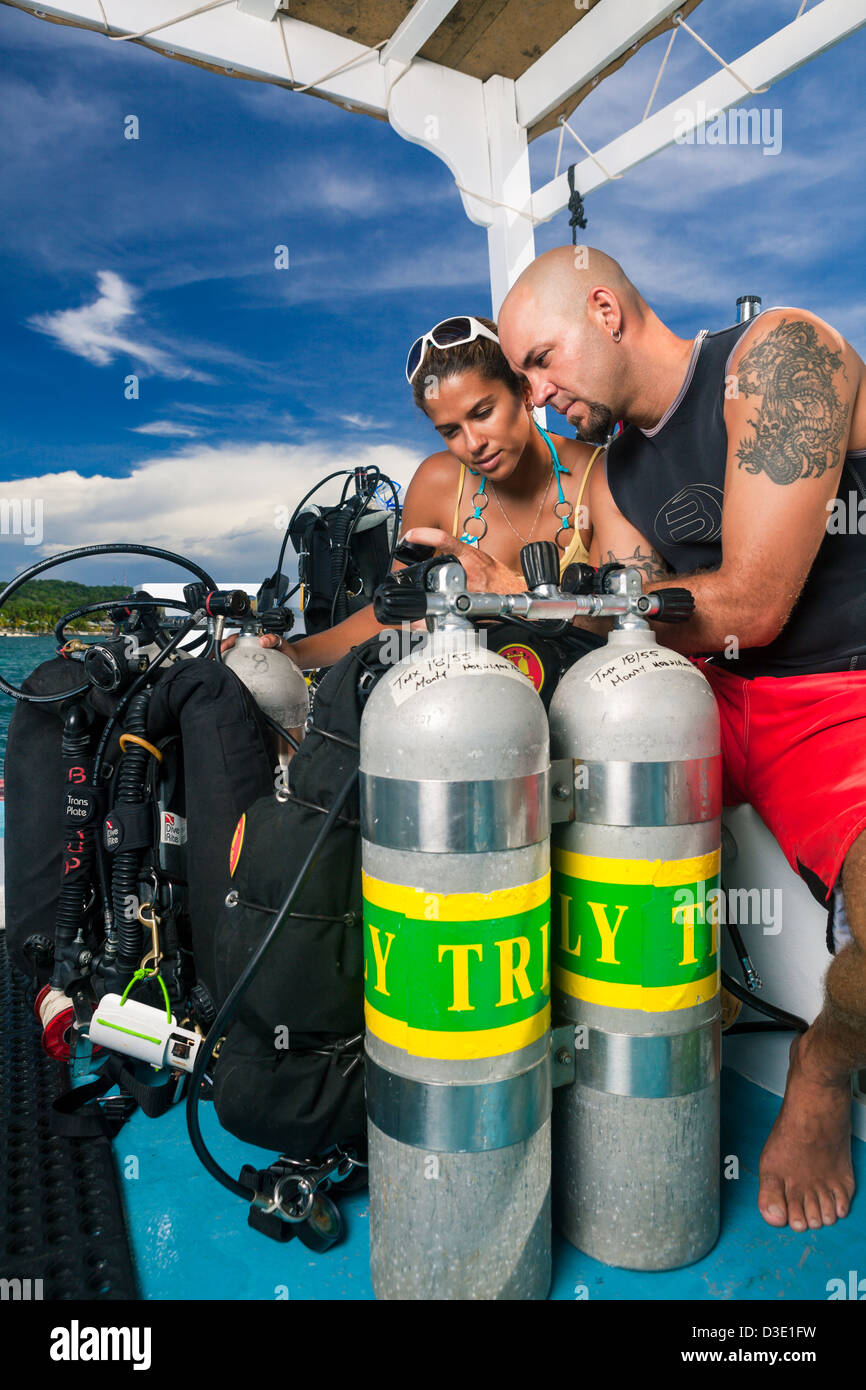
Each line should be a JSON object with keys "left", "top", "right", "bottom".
{"left": 27, "top": 271, "right": 215, "bottom": 381}
{"left": 0, "top": 440, "right": 418, "bottom": 582}
{"left": 130, "top": 421, "right": 202, "bottom": 438}
{"left": 338, "top": 412, "right": 382, "bottom": 430}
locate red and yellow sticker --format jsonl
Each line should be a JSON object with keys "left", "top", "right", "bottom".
{"left": 229, "top": 813, "right": 246, "bottom": 877}
{"left": 498, "top": 643, "right": 545, "bottom": 693}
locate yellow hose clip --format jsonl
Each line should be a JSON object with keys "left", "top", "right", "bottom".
{"left": 119, "top": 733, "right": 163, "bottom": 763}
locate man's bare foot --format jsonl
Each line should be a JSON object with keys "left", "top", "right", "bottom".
{"left": 757, "top": 1032, "right": 855, "bottom": 1231}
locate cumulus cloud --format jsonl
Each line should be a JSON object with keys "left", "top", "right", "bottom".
{"left": 0, "top": 440, "right": 418, "bottom": 583}
{"left": 27, "top": 271, "right": 215, "bottom": 381}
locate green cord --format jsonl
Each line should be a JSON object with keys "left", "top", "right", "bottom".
{"left": 120, "top": 967, "right": 172, "bottom": 1024}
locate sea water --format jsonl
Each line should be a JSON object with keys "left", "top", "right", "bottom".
{"left": 0, "top": 636, "right": 65, "bottom": 779}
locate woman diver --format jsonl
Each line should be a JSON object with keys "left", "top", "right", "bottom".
{"left": 258, "top": 314, "right": 604, "bottom": 668}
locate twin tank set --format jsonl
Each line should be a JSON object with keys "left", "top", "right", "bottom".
{"left": 359, "top": 541, "right": 722, "bottom": 1298}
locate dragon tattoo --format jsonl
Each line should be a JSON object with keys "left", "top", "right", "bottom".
{"left": 734, "top": 318, "right": 849, "bottom": 483}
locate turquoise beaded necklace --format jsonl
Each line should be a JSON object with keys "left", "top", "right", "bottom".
{"left": 460, "top": 420, "right": 574, "bottom": 550}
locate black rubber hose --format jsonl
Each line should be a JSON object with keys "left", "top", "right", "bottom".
{"left": 186, "top": 765, "right": 359, "bottom": 1201}
{"left": 112, "top": 690, "right": 152, "bottom": 975}
{"left": 89, "top": 613, "right": 204, "bottom": 944}
{"left": 273, "top": 469, "right": 358, "bottom": 592}
{"left": 0, "top": 545, "right": 216, "bottom": 704}
{"left": 328, "top": 507, "right": 354, "bottom": 626}
{"left": 50, "top": 703, "right": 96, "bottom": 992}
{"left": 54, "top": 596, "right": 196, "bottom": 646}
{"left": 257, "top": 705, "right": 302, "bottom": 754}
{"left": 721, "top": 970, "right": 809, "bottom": 1033}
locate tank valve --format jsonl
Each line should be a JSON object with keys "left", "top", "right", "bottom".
{"left": 520, "top": 541, "right": 560, "bottom": 591}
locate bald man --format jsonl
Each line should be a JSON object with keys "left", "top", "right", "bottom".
{"left": 499, "top": 246, "right": 866, "bottom": 1237}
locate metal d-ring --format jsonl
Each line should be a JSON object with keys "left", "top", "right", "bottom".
{"left": 274, "top": 1173, "right": 316, "bottom": 1224}
{"left": 462, "top": 512, "right": 488, "bottom": 542}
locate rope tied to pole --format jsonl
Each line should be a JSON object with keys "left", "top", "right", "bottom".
{"left": 567, "top": 166, "right": 587, "bottom": 242}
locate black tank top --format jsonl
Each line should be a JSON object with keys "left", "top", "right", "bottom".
{"left": 606, "top": 320, "right": 866, "bottom": 677}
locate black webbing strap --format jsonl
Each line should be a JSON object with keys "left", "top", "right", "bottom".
{"left": 51, "top": 1054, "right": 183, "bottom": 1139}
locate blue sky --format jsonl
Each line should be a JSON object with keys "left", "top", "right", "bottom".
{"left": 1, "top": 0, "right": 864, "bottom": 587}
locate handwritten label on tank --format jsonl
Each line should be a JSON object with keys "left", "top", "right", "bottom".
{"left": 552, "top": 848, "right": 720, "bottom": 1011}
{"left": 362, "top": 871, "right": 551, "bottom": 1058}
{"left": 586, "top": 648, "right": 698, "bottom": 690}
{"left": 389, "top": 649, "right": 528, "bottom": 707}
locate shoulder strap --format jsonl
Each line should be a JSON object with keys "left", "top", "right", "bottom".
{"left": 575, "top": 445, "right": 603, "bottom": 510}
{"left": 558, "top": 446, "right": 603, "bottom": 571}
{"left": 451, "top": 461, "right": 467, "bottom": 537}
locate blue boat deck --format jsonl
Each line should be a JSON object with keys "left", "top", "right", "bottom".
{"left": 119, "top": 1066, "right": 865, "bottom": 1301}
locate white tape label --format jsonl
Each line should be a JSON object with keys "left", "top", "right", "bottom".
{"left": 586, "top": 647, "right": 697, "bottom": 690}
{"left": 390, "top": 649, "right": 528, "bottom": 706}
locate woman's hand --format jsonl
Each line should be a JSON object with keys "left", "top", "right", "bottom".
{"left": 402, "top": 527, "right": 524, "bottom": 594}
{"left": 219, "top": 632, "right": 303, "bottom": 664}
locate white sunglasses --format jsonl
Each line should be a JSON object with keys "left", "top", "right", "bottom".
{"left": 405, "top": 316, "right": 501, "bottom": 384}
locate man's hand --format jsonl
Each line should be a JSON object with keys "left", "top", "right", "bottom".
{"left": 402, "top": 527, "right": 524, "bottom": 593}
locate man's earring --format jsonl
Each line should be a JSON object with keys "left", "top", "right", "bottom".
{"left": 611, "top": 328, "right": 622, "bottom": 343}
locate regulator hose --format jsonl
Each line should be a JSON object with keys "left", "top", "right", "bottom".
{"left": 85, "top": 614, "right": 205, "bottom": 946}
{"left": 721, "top": 969, "right": 809, "bottom": 1033}
{"left": 111, "top": 690, "right": 152, "bottom": 976}
{"left": 53, "top": 595, "right": 197, "bottom": 647}
{"left": 50, "top": 702, "right": 97, "bottom": 992}
{"left": 328, "top": 507, "right": 354, "bottom": 626}
{"left": 0, "top": 544, "right": 217, "bottom": 704}
{"left": 186, "top": 765, "right": 359, "bottom": 1201}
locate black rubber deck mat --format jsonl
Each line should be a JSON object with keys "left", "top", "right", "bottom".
{"left": 0, "top": 931, "right": 138, "bottom": 1300}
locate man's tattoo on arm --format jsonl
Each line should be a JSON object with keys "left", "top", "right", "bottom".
{"left": 734, "top": 318, "right": 850, "bottom": 483}
{"left": 603, "top": 545, "right": 671, "bottom": 584}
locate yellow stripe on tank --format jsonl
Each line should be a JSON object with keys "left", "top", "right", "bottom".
{"left": 552, "top": 848, "right": 720, "bottom": 886}
{"left": 362, "top": 870, "right": 550, "bottom": 922}
{"left": 553, "top": 967, "right": 720, "bottom": 1010}
{"left": 365, "top": 998, "right": 551, "bottom": 1059}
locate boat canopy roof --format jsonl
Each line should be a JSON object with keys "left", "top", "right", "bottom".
{"left": 5, "top": 1, "right": 866, "bottom": 306}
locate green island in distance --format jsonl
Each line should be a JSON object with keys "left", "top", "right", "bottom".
{"left": 0, "top": 579, "right": 133, "bottom": 635}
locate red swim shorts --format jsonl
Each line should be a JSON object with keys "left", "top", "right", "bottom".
{"left": 697, "top": 662, "right": 866, "bottom": 902}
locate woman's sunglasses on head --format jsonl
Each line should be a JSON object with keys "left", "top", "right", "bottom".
{"left": 405, "top": 316, "right": 500, "bottom": 384}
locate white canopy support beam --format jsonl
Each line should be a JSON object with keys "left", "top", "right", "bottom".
{"left": 4, "top": 1, "right": 393, "bottom": 114}
{"left": 532, "top": 0, "right": 866, "bottom": 224}
{"left": 482, "top": 75, "right": 536, "bottom": 316}
{"left": 379, "top": 0, "right": 461, "bottom": 66}
{"left": 516, "top": 0, "right": 685, "bottom": 133}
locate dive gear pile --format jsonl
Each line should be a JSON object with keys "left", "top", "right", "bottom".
{"left": 2, "top": 490, "right": 803, "bottom": 1287}
{"left": 280, "top": 465, "right": 400, "bottom": 634}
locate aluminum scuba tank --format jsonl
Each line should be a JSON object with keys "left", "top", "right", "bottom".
{"left": 361, "top": 560, "right": 553, "bottom": 1300}
{"left": 223, "top": 625, "right": 309, "bottom": 770}
{"left": 548, "top": 568, "right": 722, "bottom": 1270}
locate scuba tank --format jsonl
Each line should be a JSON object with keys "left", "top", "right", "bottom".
{"left": 221, "top": 605, "right": 310, "bottom": 778}
{"left": 548, "top": 565, "right": 722, "bottom": 1269}
{"left": 362, "top": 555, "right": 553, "bottom": 1300}
{"left": 360, "top": 544, "right": 700, "bottom": 1293}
